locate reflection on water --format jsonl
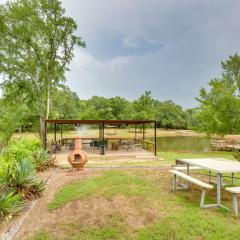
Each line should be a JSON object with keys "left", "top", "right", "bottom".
{"left": 156, "top": 136, "right": 210, "bottom": 152}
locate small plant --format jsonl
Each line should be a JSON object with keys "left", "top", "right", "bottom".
{"left": 233, "top": 151, "right": 240, "bottom": 162}
{"left": 33, "top": 149, "right": 55, "bottom": 171}
{"left": 2, "top": 158, "right": 45, "bottom": 199}
{"left": 0, "top": 187, "right": 25, "bottom": 220}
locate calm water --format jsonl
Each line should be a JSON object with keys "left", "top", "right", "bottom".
{"left": 156, "top": 136, "right": 210, "bottom": 152}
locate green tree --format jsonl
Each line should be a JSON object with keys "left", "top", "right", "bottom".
{"left": 87, "top": 96, "right": 114, "bottom": 119}
{"left": 109, "top": 97, "right": 129, "bottom": 119}
{"left": 50, "top": 87, "right": 81, "bottom": 119}
{"left": 156, "top": 100, "right": 187, "bottom": 129}
{"left": 0, "top": 104, "right": 27, "bottom": 147}
{"left": 197, "top": 54, "right": 240, "bottom": 135}
{"left": 132, "top": 91, "right": 156, "bottom": 120}
{"left": 0, "top": 0, "right": 85, "bottom": 145}
{"left": 185, "top": 108, "right": 199, "bottom": 130}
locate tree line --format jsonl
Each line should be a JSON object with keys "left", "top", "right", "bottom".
{"left": 0, "top": 89, "right": 199, "bottom": 135}
{"left": 50, "top": 89, "right": 198, "bottom": 129}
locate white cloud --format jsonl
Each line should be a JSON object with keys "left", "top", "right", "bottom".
{"left": 1, "top": 0, "right": 240, "bottom": 107}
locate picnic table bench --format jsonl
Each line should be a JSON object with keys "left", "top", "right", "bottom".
{"left": 170, "top": 170, "right": 213, "bottom": 207}
{"left": 225, "top": 187, "right": 240, "bottom": 216}
{"left": 171, "top": 158, "right": 240, "bottom": 216}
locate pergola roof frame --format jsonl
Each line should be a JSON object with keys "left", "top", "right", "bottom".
{"left": 46, "top": 119, "right": 156, "bottom": 125}
{"left": 45, "top": 119, "right": 157, "bottom": 156}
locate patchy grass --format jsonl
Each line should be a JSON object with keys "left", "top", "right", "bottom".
{"left": 48, "top": 171, "right": 153, "bottom": 210}
{"left": 27, "top": 169, "right": 240, "bottom": 240}
{"left": 28, "top": 230, "right": 53, "bottom": 240}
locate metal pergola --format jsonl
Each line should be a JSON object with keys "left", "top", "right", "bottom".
{"left": 45, "top": 119, "right": 157, "bottom": 156}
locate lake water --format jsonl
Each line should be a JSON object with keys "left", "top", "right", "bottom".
{"left": 156, "top": 136, "right": 210, "bottom": 152}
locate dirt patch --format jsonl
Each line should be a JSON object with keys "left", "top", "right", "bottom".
{"left": 13, "top": 169, "right": 166, "bottom": 240}
{"left": 52, "top": 195, "right": 161, "bottom": 230}
{"left": 13, "top": 168, "right": 98, "bottom": 240}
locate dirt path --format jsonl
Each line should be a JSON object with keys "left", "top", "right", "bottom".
{"left": 12, "top": 168, "right": 98, "bottom": 240}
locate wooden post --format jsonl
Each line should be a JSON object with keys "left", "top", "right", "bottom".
{"left": 154, "top": 121, "right": 157, "bottom": 156}
{"left": 102, "top": 123, "right": 105, "bottom": 155}
{"left": 99, "top": 124, "right": 101, "bottom": 139}
{"left": 135, "top": 124, "right": 137, "bottom": 139}
{"left": 54, "top": 123, "right": 57, "bottom": 141}
{"left": 143, "top": 124, "right": 145, "bottom": 140}
{"left": 60, "top": 124, "right": 63, "bottom": 139}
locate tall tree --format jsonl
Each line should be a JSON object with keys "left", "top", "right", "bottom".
{"left": 132, "top": 91, "right": 156, "bottom": 120}
{"left": 0, "top": 104, "right": 27, "bottom": 147}
{"left": 196, "top": 54, "right": 240, "bottom": 135}
{"left": 156, "top": 100, "right": 187, "bottom": 129}
{"left": 0, "top": 0, "right": 85, "bottom": 145}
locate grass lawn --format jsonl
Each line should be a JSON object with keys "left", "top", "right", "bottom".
{"left": 27, "top": 169, "right": 240, "bottom": 240}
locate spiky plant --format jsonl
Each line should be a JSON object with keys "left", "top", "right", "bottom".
{"left": 2, "top": 158, "right": 45, "bottom": 199}
{"left": 0, "top": 187, "right": 25, "bottom": 220}
{"left": 33, "top": 149, "right": 55, "bottom": 171}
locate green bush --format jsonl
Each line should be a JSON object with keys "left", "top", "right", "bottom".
{"left": 0, "top": 187, "right": 25, "bottom": 220}
{"left": 33, "top": 149, "right": 55, "bottom": 172}
{"left": 233, "top": 151, "right": 240, "bottom": 161}
{"left": 0, "top": 138, "right": 41, "bottom": 178}
{"left": 8, "top": 138, "right": 41, "bottom": 161}
{"left": 1, "top": 158, "right": 45, "bottom": 199}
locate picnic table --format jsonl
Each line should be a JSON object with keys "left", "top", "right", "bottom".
{"left": 176, "top": 158, "right": 240, "bottom": 209}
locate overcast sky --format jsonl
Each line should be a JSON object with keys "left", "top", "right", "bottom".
{"left": 1, "top": 0, "right": 240, "bottom": 108}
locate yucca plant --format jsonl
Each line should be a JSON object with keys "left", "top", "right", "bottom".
{"left": 2, "top": 158, "right": 45, "bottom": 200}
{"left": 0, "top": 187, "right": 25, "bottom": 220}
{"left": 33, "top": 149, "right": 55, "bottom": 171}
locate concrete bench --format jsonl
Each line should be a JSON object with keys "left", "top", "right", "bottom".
{"left": 225, "top": 187, "right": 240, "bottom": 216}
{"left": 173, "top": 166, "right": 202, "bottom": 171}
{"left": 170, "top": 169, "right": 213, "bottom": 208}
{"left": 173, "top": 165, "right": 213, "bottom": 183}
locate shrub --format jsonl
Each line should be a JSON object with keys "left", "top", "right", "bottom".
{"left": 0, "top": 187, "right": 25, "bottom": 220}
{"left": 1, "top": 158, "right": 45, "bottom": 200}
{"left": 7, "top": 138, "right": 41, "bottom": 161}
{"left": 233, "top": 151, "right": 240, "bottom": 161}
{"left": 33, "top": 149, "right": 55, "bottom": 171}
{"left": 0, "top": 138, "right": 42, "bottom": 178}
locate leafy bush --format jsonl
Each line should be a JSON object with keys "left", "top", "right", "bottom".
{"left": 0, "top": 138, "right": 41, "bottom": 178}
{"left": 7, "top": 138, "right": 41, "bottom": 161}
{"left": 1, "top": 158, "right": 45, "bottom": 199}
{"left": 0, "top": 187, "right": 25, "bottom": 220}
{"left": 33, "top": 149, "right": 55, "bottom": 171}
{"left": 233, "top": 151, "right": 240, "bottom": 161}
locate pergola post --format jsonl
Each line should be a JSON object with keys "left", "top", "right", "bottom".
{"left": 60, "top": 124, "right": 63, "bottom": 139}
{"left": 102, "top": 122, "right": 105, "bottom": 155}
{"left": 135, "top": 124, "right": 137, "bottom": 139}
{"left": 54, "top": 123, "right": 57, "bottom": 141}
{"left": 143, "top": 123, "right": 145, "bottom": 140}
{"left": 99, "top": 124, "right": 101, "bottom": 139}
{"left": 154, "top": 121, "right": 157, "bottom": 156}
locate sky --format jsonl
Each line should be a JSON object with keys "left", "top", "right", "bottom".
{"left": 1, "top": 0, "right": 240, "bottom": 108}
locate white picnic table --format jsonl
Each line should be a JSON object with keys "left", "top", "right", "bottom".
{"left": 176, "top": 158, "right": 240, "bottom": 209}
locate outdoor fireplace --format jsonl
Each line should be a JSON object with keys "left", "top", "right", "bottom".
{"left": 68, "top": 138, "right": 88, "bottom": 170}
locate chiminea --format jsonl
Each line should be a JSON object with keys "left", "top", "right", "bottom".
{"left": 68, "top": 138, "right": 88, "bottom": 170}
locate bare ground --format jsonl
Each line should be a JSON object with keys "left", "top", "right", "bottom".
{"left": 1, "top": 165, "right": 238, "bottom": 240}
{"left": 7, "top": 168, "right": 169, "bottom": 240}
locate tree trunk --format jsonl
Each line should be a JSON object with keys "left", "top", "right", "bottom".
{"left": 46, "top": 85, "right": 50, "bottom": 120}
{"left": 37, "top": 99, "right": 45, "bottom": 148}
